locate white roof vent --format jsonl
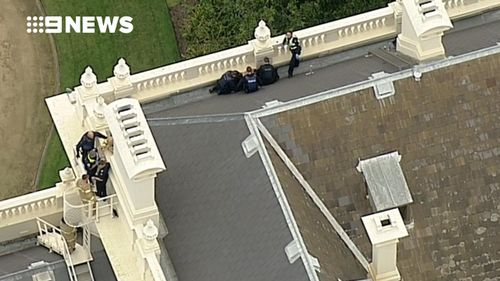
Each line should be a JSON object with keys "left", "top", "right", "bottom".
{"left": 32, "top": 271, "right": 55, "bottom": 281}
{"left": 357, "top": 151, "right": 413, "bottom": 212}
{"left": 105, "top": 98, "right": 166, "bottom": 181}
{"left": 370, "top": 72, "right": 395, "bottom": 100}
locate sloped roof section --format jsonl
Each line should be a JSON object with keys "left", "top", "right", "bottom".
{"left": 261, "top": 52, "right": 500, "bottom": 280}
{"left": 266, "top": 142, "right": 367, "bottom": 281}
{"left": 151, "top": 117, "right": 309, "bottom": 281}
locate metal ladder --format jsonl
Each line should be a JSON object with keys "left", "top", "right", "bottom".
{"left": 36, "top": 218, "right": 95, "bottom": 281}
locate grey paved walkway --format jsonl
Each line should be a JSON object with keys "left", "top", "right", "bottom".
{"left": 147, "top": 55, "right": 398, "bottom": 118}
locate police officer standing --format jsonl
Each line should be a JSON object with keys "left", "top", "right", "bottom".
{"left": 92, "top": 160, "right": 111, "bottom": 198}
{"left": 83, "top": 149, "right": 99, "bottom": 177}
{"left": 256, "top": 57, "right": 279, "bottom": 86}
{"left": 282, "top": 31, "right": 301, "bottom": 77}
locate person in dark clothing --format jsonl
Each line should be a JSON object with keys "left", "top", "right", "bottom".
{"left": 282, "top": 31, "right": 301, "bottom": 77}
{"left": 76, "top": 131, "right": 107, "bottom": 160}
{"left": 256, "top": 57, "right": 279, "bottom": 86}
{"left": 83, "top": 149, "right": 99, "bottom": 177}
{"left": 237, "top": 66, "right": 259, "bottom": 93}
{"left": 209, "top": 70, "right": 243, "bottom": 95}
{"left": 92, "top": 160, "right": 111, "bottom": 198}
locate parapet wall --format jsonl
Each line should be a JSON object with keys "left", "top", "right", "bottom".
{"left": 78, "top": 0, "right": 500, "bottom": 104}
{"left": 0, "top": 0, "right": 499, "bottom": 245}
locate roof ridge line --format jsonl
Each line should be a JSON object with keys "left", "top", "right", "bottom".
{"left": 243, "top": 114, "right": 320, "bottom": 281}
{"left": 255, "top": 118, "right": 370, "bottom": 272}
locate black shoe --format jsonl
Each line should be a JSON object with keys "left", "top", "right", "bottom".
{"left": 209, "top": 88, "right": 215, "bottom": 94}
{"left": 288, "top": 74, "right": 293, "bottom": 78}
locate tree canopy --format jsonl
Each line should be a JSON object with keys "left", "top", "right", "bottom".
{"left": 182, "top": 0, "right": 391, "bottom": 58}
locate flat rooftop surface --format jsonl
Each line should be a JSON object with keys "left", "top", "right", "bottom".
{"left": 152, "top": 119, "right": 310, "bottom": 281}
{"left": 0, "top": 246, "right": 61, "bottom": 277}
{"left": 0, "top": 237, "right": 115, "bottom": 281}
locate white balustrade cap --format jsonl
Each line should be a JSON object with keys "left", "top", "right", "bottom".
{"left": 142, "top": 219, "right": 159, "bottom": 240}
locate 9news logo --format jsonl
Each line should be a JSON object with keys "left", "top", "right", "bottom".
{"left": 26, "top": 16, "right": 133, "bottom": 34}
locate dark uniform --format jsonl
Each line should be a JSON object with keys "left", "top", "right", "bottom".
{"left": 83, "top": 150, "right": 99, "bottom": 177}
{"left": 93, "top": 162, "right": 110, "bottom": 198}
{"left": 256, "top": 63, "right": 279, "bottom": 86}
{"left": 209, "top": 71, "right": 242, "bottom": 95}
{"left": 76, "top": 131, "right": 107, "bottom": 159}
{"left": 282, "top": 36, "right": 301, "bottom": 77}
{"left": 237, "top": 72, "right": 259, "bottom": 93}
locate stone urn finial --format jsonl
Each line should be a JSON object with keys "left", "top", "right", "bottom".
{"left": 254, "top": 20, "right": 271, "bottom": 47}
{"left": 80, "top": 66, "right": 97, "bottom": 88}
{"left": 113, "top": 58, "right": 130, "bottom": 79}
{"left": 142, "top": 219, "right": 159, "bottom": 241}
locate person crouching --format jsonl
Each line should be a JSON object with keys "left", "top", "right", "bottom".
{"left": 257, "top": 57, "right": 279, "bottom": 86}
{"left": 237, "top": 66, "right": 259, "bottom": 94}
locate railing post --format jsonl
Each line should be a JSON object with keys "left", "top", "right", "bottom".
{"left": 95, "top": 201, "right": 99, "bottom": 222}
{"left": 110, "top": 197, "right": 114, "bottom": 218}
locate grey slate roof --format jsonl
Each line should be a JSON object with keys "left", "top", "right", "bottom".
{"left": 151, "top": 118, "right": 309, "bottom": 281}
{"left": 267, "top": 144, "right": 367, "bottom": 281}
{"left": 259, "top": 51, "right": 500, "bottom": 280}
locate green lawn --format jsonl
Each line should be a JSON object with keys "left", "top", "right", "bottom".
{"left": 38, "top": 0, "right": 180, "bottom": 189}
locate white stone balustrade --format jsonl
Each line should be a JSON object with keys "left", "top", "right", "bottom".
{"left": 0, "top": 188, "right": 63, "bottom": 243}
{"left": 127, "top": 45, "right": 254, "bottom": 102}
{"left": 271, "top": 7, "right": 396, "bottom": 66}
{"left": 444, "top": 0, "right": 500, "bottom": 19}
{"left": 58, "top": 0, "right": 500, "bottom": 104}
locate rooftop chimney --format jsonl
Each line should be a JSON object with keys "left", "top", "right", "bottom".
{"left": 361, "top": 208, "right": 408, "bottom": 281}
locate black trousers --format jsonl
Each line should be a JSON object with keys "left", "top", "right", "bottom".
{"left": 96, "top": 183, "right": 107, "bottom": 197}
{"left": 288, "top": 54, "right": 299, "bottom": 77}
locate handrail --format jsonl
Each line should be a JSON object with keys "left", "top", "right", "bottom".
{"left": 36, "top": 217, "right": 79, "bottom": 281}
{"left": 87, "top": 260, "right": 96, "bottom": 281}
{"left": 91, "top": 194, "right": 118, "bottom": 223}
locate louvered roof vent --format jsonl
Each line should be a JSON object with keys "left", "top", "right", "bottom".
{"left": 105, "top": 98, "right": 166, "bottom": 181}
